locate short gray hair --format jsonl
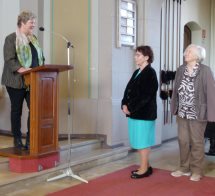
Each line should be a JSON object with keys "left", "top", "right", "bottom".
{"left": 184, "top": 44, "right": 206, "bottom": 63}
{"left": 17, "top": 11, "right": 36, "bottom": 28}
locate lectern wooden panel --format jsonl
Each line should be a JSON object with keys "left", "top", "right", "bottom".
{"left": 30, "top": 72, "right": 58, "bottom": 155}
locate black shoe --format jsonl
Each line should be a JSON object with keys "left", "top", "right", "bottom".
{"left": 131, "top": 167, "right": 153, "bottom": 179}
{"left": 131, "top": 166, "right": 153, "bottom": 175}
{"left": 205, "top": 150, "right": 215, "bottom": 156}
{"left": 148, "top": 166, "right": 153, "bottom": 175}
{"left": 24, "top": 136, "right": 30, "bottom": 150}
{"left": 205, "top": 138, "right": 215, "bottom": 156}
{"left": 14, "top": 138, "right": 24, "bottom": 149}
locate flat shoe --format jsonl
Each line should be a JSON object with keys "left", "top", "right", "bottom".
{"left": 171, "top": 170, "right": 191, "bottom": 177}
{"left": 190, "top": 174, "right": 202, "bottom": 181}
{"left": 14, "top": 138, "right": 24, "bottom": 149}
{"left": 131, "top": 167, "right": 153, "bottom": 179}
{"left": 131, "top": 171, "right": 150, "bottom": 179}
{"left": 131, "top": 166, "right": 153, "bottom": 175}
{"left": 205, "top": 151, "right": 215, "bottom": 156}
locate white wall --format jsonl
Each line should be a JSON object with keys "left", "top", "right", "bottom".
{"left": 97, "top": 0, "right": 120, "bottom": 145}
{"left": 41, "top": 1, "right": 51, "bottom": 64}
{"left": 0, "top": 0, "right": 20, "bottom": 131}
{"left": 181, "top": 0, "right": 211, "bottom": 65}
{"left": 210, "top": 0, "right": 215, "bottom": 73}
{"left": 0, "top": 0, "right": 20, "bottom": 87}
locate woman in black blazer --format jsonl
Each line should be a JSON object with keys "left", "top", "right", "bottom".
{"left": 122, "top": 45, "right": 158, "bottom": 179}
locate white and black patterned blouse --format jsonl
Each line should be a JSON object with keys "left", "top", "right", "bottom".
{"left": 178, "top": 65, "right": 199, "bottom": 119}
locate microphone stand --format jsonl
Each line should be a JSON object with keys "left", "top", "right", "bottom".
{"left": 47, "top": 38, "right": 88, "bottom": 183}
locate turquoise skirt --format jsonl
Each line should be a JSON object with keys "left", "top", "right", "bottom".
{"left": 128, "top": 118, "right": 155, "bottom": 149}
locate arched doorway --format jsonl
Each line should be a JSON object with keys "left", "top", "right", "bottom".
{"left": 183, "top": 21, "right": 201, "bottom": 50}
{"left": 184, "top": 25, "right": 191, "bottom": 51}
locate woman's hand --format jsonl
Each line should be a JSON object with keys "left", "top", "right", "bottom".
{"left": 17, "top": 67, "right": 32, "bottom": 73}
{"left": 122, "top": 105, "right": 131, "bottom": 115}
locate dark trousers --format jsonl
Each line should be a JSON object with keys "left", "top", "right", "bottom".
{"left": 6, "top": 87, "right": 30, "bottom": 139}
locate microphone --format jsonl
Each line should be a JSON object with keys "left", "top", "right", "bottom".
{"left": 39, "top": 27, "right": 74, "bottom": 48}
{"left": 39, "top": 27, "right": 45, "bottom": 31}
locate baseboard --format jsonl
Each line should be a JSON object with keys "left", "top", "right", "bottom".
{"left": 0, "top": 130, "right": 13, "bottom": 137}
{"left": 0, "top": 130, "right": 119, "bottom": 148}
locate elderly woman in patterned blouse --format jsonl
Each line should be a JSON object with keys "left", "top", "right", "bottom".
{"left": 170, "top": 44, "right": 215, "bottom": 181}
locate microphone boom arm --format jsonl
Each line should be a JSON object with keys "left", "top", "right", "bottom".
{"left": 39, "top": 27, "right": 73, "bottom": 48}
{"left": 50, "top": 31, "right": 73, "bottom": 48}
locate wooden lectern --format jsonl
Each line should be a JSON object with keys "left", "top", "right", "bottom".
{"left": 23, "top": 64, "right": 73, "bottom": 156}
{"left": 0, "top": 64, "right": 73, "bottom": 172}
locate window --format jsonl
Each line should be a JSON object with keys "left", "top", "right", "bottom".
{"left": 117, "top": 0, "right": 137, "bottom": 47}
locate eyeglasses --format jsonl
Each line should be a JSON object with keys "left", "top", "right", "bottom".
{"left": 27, "top": 20, "right": 36, "bottom": 25}
{"left": 135, "top": 53, "right": 143, "bottom": 57}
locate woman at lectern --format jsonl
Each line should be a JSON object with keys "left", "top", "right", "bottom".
{"left": 1, "top": 11, "right": 44, "bottom": 150}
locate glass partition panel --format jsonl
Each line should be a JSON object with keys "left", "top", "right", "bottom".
{"left": 50, "top": 0, "right": 100, "bottom": 162}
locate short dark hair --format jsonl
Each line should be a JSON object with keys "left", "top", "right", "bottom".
{"left": 135, "top": 45, "right": 154, "bottom": 64}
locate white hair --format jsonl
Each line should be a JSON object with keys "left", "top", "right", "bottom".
{"left": 198, "top": 46, "right": 206, "bottom": 62}
{"left": 184, "top": 44, "right": 206, "bottom": 63}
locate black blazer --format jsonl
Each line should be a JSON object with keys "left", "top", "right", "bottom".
{"left": 121, "top": 65, "right": 158, "bottom": 120}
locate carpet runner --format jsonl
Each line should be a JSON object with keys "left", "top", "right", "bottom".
{"left": 48, "top": 165, "right": 215, "bottom": 196}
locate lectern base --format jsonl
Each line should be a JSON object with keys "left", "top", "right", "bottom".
{"left": 9, "top": 152, "right": 59, "bottom": 173}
